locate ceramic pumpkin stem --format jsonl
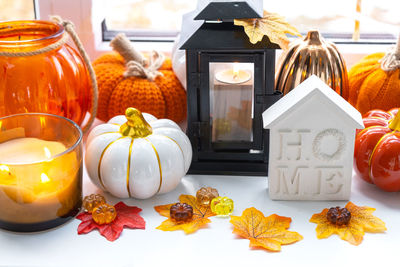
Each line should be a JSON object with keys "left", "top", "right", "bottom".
{"left": 389, "top": 112, "right": 400, "bottom": 131}
{"left": 120, "top": 108, "right": 153, "bottom": 138}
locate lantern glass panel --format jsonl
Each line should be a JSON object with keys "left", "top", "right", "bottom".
{"left": 209, "top": 62, "right": 254, "bottom": 142}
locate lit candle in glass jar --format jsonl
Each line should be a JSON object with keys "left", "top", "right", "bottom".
{"left": 215, "top": 63, "right": 251, "bottom": 84}
{"left": 0, "top": 114, "right": 82, "bottom": 232}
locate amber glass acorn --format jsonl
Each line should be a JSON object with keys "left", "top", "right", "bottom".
{"left": 196, "top": 187, "right": 219, "bottom": 206}
{"left": 92, "top": 203, "right": 117, "bottom": 225}
{"left": 170, "top": 203, "right": 193, "bottom": 223}
{"left": 327, "top": 206, "right": 351, "bottom": 226}
{"left": 82, "top": 194, "right": 106, "bottom": 213}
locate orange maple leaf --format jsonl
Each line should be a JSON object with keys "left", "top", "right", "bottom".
{"left": 310, "top": 202, "right": 386, "bottom": 245}
{"left": 230, "top": 207, "right": 303, "bottom": 252}
{"left": 234, "top": 10, "right": 301, "bottom": 50}
{"left": 154, "top": 194, "right": 215, "bottom": 234}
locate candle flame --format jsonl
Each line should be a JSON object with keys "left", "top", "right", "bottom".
{"left": 40, "top": 116, "right": 46, "bottom": 128}
{"left": 40, "top": 173, "right": 50, "bottom": 183}
{"left": 44, "top": 147, "right": 51, "bottom": 159}
{"left": 233, "top": 63, "right": 240, "bottom": 80}
{"left": 0, "top": 165, "right": 9, "bottom": 172}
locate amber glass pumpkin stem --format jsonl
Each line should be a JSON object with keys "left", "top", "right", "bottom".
{"left": 119, "top": 108, "right": 153, "bottom": 138}
{"left": 389, "top": 112, "right": 400, "bottom": 131}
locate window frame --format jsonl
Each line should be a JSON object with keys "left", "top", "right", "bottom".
{"left": 35, "top": 0, "right": 396, "bottom": 65}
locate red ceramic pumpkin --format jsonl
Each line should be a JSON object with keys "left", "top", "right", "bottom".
{"left": 354, "top": 108, "right": 400, "bottom": 191}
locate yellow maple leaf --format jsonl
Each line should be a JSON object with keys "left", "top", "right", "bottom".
{"left": 234, "top": 10, "right": 301, "bottom": 50}
{"left": 230, "top": 207, "right": 303, "bottom": 252}
{"left": 310, "top": 202, "right": 386, "bottom": 245}
{"left": 154, "top": 194, "right": 215, "bottom": 234}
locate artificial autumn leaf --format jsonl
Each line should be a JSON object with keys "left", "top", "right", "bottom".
{"left": 154, "top": 194, "right": 215, "bottom": 234}
{"left": 234, "top": 10, "right": 301, "bottom": 50}
{"left": 310, "top": 202, "right": 386, "bottom": 245}
{"left": 77, "top": 202, "right": 145, "bottom": 241}
{"left": 230, "top": 207, "right": 303, "bottom": 252}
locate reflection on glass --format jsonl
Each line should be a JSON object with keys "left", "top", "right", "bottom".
{"left": 209, "top": 62, "right": 254, "bottom": 142}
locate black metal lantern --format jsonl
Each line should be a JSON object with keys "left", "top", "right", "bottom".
{"left": 179, "top": 0, "right": 282, "bottom": 175}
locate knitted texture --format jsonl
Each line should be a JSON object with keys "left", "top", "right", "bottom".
{"left": 348, "top": 52, "right": 400, "bottom": 115}
{"left": 93, "top": 53, "right": 186, "bottom": 122}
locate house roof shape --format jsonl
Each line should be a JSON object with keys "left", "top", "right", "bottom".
{"left": 263, "top": 75, "right": 364, "bottom": 129}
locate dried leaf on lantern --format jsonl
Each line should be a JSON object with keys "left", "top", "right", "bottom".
{"left": 230, "top": 207, "right": 303, "bottom": 252}
{"left": 310, "top": 202, "right": 386, "bottom": 245}
{"left": 77, "top": 202, "right": 145, "bottom": 241}
{"left": 154, "top": 194, "right": 216, "bottom": 234}
{"left": 234, "top": 10, "right": 301, "bottom": 50}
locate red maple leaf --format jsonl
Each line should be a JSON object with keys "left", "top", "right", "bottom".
{"left": 77, "top": 202, "right": 145, "bottom": 241}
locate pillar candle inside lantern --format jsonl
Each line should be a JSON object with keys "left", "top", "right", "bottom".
{"left": 210, "top": 62, "right": 254, "bottom": 142}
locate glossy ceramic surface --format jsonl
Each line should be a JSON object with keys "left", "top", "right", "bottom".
{"left": 354, "top": 108, "right": 400, "bottom": 191}
{"left": 85, "top": 110, "right": 192, "bottom": 199}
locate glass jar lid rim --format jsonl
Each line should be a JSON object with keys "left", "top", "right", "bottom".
{"left": 0, "top": 112, "right": 82, "bottom": 165}
{"left": 0, "top": 20, "right": 64, "bottom": 45}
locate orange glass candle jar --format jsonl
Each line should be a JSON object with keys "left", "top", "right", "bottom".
{"left": 0, "top": 20, "right": 91, "bottom": 126}
{"left": 0, "top": 113, "right": 83, "bottom": 232}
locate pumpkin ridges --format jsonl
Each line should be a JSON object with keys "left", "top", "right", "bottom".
{"left": 155, "top": 70, "right": 187, "bottom": 121}
{"left": 93, "top": 51, "right": 185, "bottom": 122}
{"left": 93, "top": 52, "right": 124, "bottom": 66}
{"left": 93, "top": 63, "right": 125, "bottom": 121}
{"left": 348, "top": 52, "right": 400, "bottom": 115}
{"left": 108, "top": 77, "right": 166, "bottom": 119}
{"left": 355, "top": 69, "right": 400, "bottom": 115}
{"left": 348, "top": 62, "right": 380, "bottom": 106}
{"left": 356, "top": 69, "right": 387, "bottom": 114}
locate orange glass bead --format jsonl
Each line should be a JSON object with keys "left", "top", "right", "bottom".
{"left": 82, "top": 194, "right": 106, "bottom": 213}
{"left": 170, "top": 203, "right": 193, "bottom": 223}
{"left": 196, "top": 187, "right": 219, "bottom": 206}
{"left": 92, "top": 203, "right": 117, "bottom": 225}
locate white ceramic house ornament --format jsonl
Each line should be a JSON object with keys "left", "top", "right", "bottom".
{"left": 262, "top": 75, "right": 364, "bottom": 200}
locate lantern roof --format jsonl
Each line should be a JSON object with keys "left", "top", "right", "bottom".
{"left": 193, "top": 0, "right": 263, "bottom": 20}
{"left": 179, "top": 3, "right": 279, "bottom": 50}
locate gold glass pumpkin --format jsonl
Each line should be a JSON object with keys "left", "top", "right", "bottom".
{"left": 275, "top": 30, "right": 349, "bottom": 99}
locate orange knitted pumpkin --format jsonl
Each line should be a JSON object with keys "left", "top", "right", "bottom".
{"left": 348, "top": 51, "right": 400, "bottom": 115}
{"left": 93, "top": 34, "right": 186, "bottom": 122}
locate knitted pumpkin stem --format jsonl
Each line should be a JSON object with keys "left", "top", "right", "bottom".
{"left": 380, "top": 34, "right": 400, "bottom": 71}
{"left": 110, "top": 33, "right": 146, "bottom": 66}
{"left": 120, "top": 108, "right": 153, "bottom": 138}
{"left": 389, "top": 112, "right": 400, "bottom": 132}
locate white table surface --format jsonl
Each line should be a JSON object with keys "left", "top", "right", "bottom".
{"left": 1, "top": 166, "right": 400, "bottom": 267}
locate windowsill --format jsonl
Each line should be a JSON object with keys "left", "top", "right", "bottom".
{"left": 95, "top": 40, "right": 393, "bottom": 67}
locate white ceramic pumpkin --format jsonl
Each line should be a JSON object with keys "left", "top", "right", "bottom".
{"left": 85, "top": 107, "right": 192, "bottom": 199}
